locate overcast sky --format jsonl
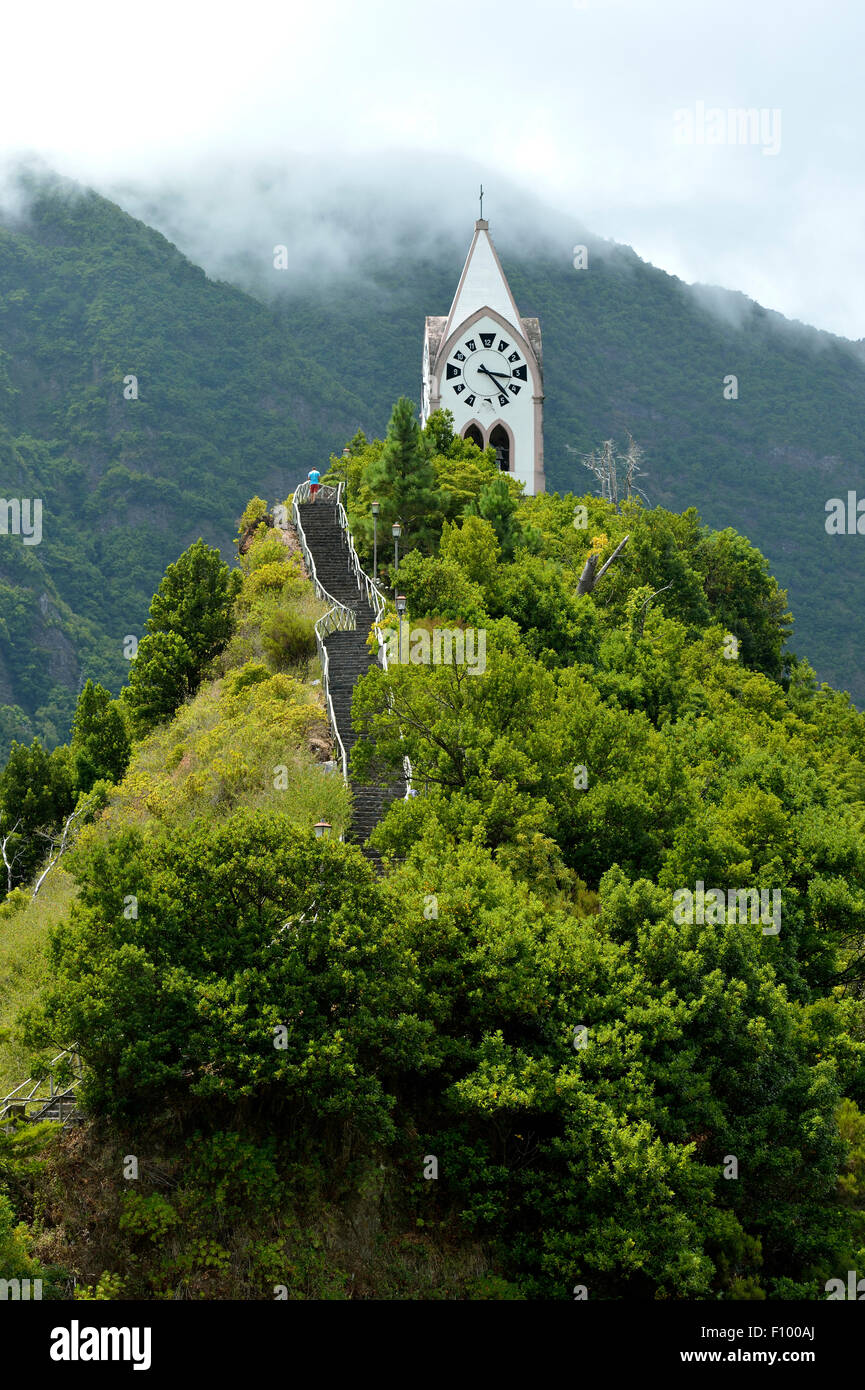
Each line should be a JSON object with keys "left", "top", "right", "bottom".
{"left": 2, "top": 0, "right": 863, "bottom": 337}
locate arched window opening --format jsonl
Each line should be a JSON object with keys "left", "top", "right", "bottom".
{"left": 490, "top": 424, "right": 510, "bottom": 471}
{"left": 463, "top": 424, "right": 484, "bottom": 450}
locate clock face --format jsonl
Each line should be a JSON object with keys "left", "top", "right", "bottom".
{"left": 445, "top": 331, "right": 529, "bottom": 408}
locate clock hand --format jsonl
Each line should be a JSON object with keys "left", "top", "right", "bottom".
{"left": 478, "top": 364, "right": 511, "bottom": 388}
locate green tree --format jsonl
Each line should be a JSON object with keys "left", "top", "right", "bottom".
{"left": 123, "top": 540, "right": 241, "bottom": 735}
{"left": 71, "top": 680, "right": 130, "bottom": 791}
{"left": 470, "top": 474, "right": 524, "bottom": 561}
{"left": 25, "top": 809, "right": 427, "bottom": 1135}
{"left": 365, "top": 397, "right": 442, "bottom": 551}
{"left": 122, "top": 631, "right": 196, "bottom": 735}
{"left": 146, "top": 538, "right": 241, "bottom": 670}
{"left": 439, "top": 516, "right": 501, "bottom": 586}
{"left": 695, "top": 527, "right": 793, "bottom": 680}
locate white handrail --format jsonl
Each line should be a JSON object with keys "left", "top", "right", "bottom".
{"left": 333, "top": 499, "right": 415, "bottom": 799}
{"left": 292, "top": 485, "right": 354, "bottom": 782}
{"left": 0, "top": 1048, "right": 82, "bottom": 1124}
{"left": 292, "top": 480, "right": 412, "bottom": 800}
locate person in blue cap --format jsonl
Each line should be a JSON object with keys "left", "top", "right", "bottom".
{"left": 307, "top": 467, "right": 321, "bottom": 502}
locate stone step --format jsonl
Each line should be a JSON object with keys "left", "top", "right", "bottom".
{"left": 299, "top": 499, "right": 405, "bottom": 872}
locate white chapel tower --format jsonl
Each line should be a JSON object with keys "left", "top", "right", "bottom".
{"left": 421, "top": 214, "right": 545, "bottom": 496}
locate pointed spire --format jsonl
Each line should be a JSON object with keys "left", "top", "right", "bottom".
{"left": 444, "top": 219, "right": 523, "bottom": 342}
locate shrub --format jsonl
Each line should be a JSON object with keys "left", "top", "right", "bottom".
{"left": 119, "top": 1191, "right": 180, "bottom": 1243}
{"left": 261, "top": 611, "right": 317, "bottom": 668}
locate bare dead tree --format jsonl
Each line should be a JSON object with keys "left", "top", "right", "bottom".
{"left": 571, "top": 438, "right": 618, "bottom": 502}
{"left": 621, "top": 433, "right": 651, "bottom": 506}
{"left": 0, "top": 814, "right": 24, "bottom": 895}
{"left": 567, "top": 434, "right": 651, "bottom": 508}
{"left": 629, "top": 580, "right": 674, "bottom": 639}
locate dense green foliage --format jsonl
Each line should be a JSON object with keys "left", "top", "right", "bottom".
{"left": 342, "top": 471, "right": 865, "bottom": 1296}
{"left": 27, "top": 812, "right": 413, "bottom": 1130}
{"left": 4, "top": 444, "right": 865, "bottom": 1299}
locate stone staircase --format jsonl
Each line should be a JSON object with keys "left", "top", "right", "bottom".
{"left": 296, "top": 499, "right": 404, "bottom": 862}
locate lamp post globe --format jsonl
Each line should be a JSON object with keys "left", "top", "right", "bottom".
{"left": 392, "top": 520, "right": 402, "bottom": 579}
{"left": 371, "top": 501, "right": 380, "bottom": 580}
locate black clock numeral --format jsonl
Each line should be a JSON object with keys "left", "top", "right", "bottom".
{"left": 453, "top": 383, "right": 466, "bottom": 394}
{"left": 453, "top": 350, "right": 466, "bottom": 362}
{"left": 507, "top": 351, "right": 520, "bottom": 363}
{"left": 465, "top": 394, "right": 477, "bottom": 406}
{"left": 512, "top": 365, "right": 528, "bottom": 381}
{"left": 480, "top": 332, "right": 495, "bottom": 348}
{"left": 446, "top": 364, "right": 462, "bottom": 379}
{"left": 465, "top": 339, "right": 477, "bottom": 352}
{"left": 497, "top": 393, "right": 509, "bottom": 407}
{"left": 509, "top": 384, "right": 521, "bottom": 394}
{"left": 498, "top": 340, "right": 510, "bottom": 352}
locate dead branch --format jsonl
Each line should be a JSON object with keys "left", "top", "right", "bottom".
{"left": 0, "top": 815, "right": 23, "bottom": 896}
{"left": 622, "top": 433, "right": 651, "bottom": 506}
{"left": 31, "top": 796, "right": 96, "bottom": 901}
{"left": 577, "top": 534, "right": 630, "bottom": 596}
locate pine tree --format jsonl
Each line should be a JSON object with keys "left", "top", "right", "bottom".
{"left": 471, "top": 473, "right": 523, "bottom": 561}
{"left": 146, "top": 538, "right": 241, "bottom": 667}
{"left": 122, "top": 631, "right": 196, "bottom": 736}
{"left": 366, "top": 398, "right": 442, "bottom": 551}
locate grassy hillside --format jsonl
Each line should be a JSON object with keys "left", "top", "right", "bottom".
{"left": 0, "top": 868, "right": 73, "bottom": 1095}
{"left": 0, "top": 516, "right": 347, "bottom": 1095}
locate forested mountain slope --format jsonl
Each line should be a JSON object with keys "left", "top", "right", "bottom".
{"left": 0, "top": 173, "right": 368, "bottom": 749}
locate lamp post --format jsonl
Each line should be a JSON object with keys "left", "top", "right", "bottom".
{"left": 395, "top": 593, "right": 406, "bottom": 666}
{"left": 392, "top": 520, "right": 402, "bottom": 580}
{"left": 313, "top": 819, "right": 332, "bottom": 839}
{"left": 371, "top": 500, "right": 380, "bottom": 581}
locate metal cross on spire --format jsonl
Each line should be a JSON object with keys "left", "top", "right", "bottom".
{"left": 479, "top": 183, "right": 484, "bottom": 219}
